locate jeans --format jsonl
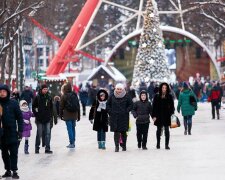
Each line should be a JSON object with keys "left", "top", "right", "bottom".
{"left": 97, "top": 129, "right": 106, "bottom": 141}
{"left": 136, "top": 123, "right": 149, "bottom": 147}
{"left": 35, "top": 122, "right": 51, "bottom": 151}
{"left": 65, "top": 120, "right": 76, "bottom": 145}
{"left": 183, "top": 115, "right": 192, "bottom": 132}
{"left": 1, "top": 142, "right": 19, "bottom": 171}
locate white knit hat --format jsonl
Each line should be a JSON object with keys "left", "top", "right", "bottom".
{"left": 115, "top": 83, "right": 124, "bottom": 89}
{"left": 19, "top": 100, "right": 28, "bottom": 107}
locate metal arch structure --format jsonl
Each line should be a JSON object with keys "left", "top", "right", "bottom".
{"left": 104, "top": 26, "right": 221, "bottom": 78}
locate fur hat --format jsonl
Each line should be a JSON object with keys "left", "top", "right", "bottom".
{"left": 41, "top": 84, "right": 48, "bottom": 90}
{"left": 115, "top": 83, "right": 124, "bottom": 89}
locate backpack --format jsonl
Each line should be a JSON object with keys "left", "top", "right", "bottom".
{"left": 65, "top": 92, "right": 79, "bottom": 112}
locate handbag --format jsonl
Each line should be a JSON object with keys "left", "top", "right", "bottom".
{"left": 170, "top": 114, "right": 181, "bottom": 128}
{"left": 190, "top": 95, "right": 197, "bottom": 105}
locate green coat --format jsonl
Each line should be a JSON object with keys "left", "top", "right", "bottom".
{"left": 177, "top": 89, "right": 197, "bottom": 116}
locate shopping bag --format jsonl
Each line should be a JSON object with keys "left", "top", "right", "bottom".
{"left": 170, "top": 114, "right": 181, "bottom": 128}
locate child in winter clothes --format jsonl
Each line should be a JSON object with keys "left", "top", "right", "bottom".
{"left": 89, "top": 89, "right": 109, "bottom": 149}
{"left": 20, "top": 100, "right": 33, "bottom": 154}
{"left": 132, "top": 90, "right": 152, "bottom": 150}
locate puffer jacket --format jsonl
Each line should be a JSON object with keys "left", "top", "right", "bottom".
{"left": 177, "top": 89, "right": 197, "bottom": 116}
{"left": 132, "top": 90, "right": 152, "bottom": 124}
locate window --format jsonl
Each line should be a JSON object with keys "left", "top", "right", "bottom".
{"left": 38, "top": 59, "right": 44, "bottom": 67}
{"left": 37, "top": 48, "right": 43, "bottom": 56}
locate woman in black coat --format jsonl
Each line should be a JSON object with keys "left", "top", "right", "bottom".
{"left": 89, "top": 89, "right": 109, "bottom": 150}
{"left": 107, "top": 83, "right": 133, "bottom": 152}
{"left": 152, "top": 82, "right": 174, "bottom": 150}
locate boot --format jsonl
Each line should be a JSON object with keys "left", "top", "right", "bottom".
{"left": 138, "top": 142, "right": 141, "bottom": 149}
{"left": 165, "top": 133, "right": 170, "bottom": 150}
{"left": 156, "top": 132, "right": 161, "bottom": 149}
{"left": 2, "top": 171, "right": 11, "bottom": 178}
{"left": 188, "top": 123, "right": 192, "bottom": 135}
{"left": 121, "top": 133, "right": 127, "bottom": 151}
{"left": 24, "top": 140, "right": 29, "bottom": 154}
{"left": 12, "top": 171, "right": 19, "bottom": 179}
{"left": 98, "top": 141, "right": 102, "bottom": 149}
{"left": 101, "top": 141, "right": 106, "bottom": 150}
{"left": 115, "top": 146, "right": 119, "bottom": 152}
{"left": 24, "top": 144, "right": 29, "bottom": 154}
{"left": 217, "top": 109, "right": 220, "bottom": 120}
{"left": 114, "top": 133, "right": 120, "bottom": 152}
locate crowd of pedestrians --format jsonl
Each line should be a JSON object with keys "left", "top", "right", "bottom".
{"left": 0, "top": 79, "right": 223, "bottom": 179}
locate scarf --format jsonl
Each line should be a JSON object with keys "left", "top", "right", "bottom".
{"left": 20, "top": 106, "right": 29, "bottom": 112}
{"left": 97, "top": 100, "right": 107, "bottom": 112}
{"left": 114, "top": 89, "right": 126, "bottom": 98}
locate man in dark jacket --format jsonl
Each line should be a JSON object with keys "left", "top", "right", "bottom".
{"left": 21, "top": 85, "right": 33, "bottom": 109}
{"left": 209, "top": 82, "right": 221, "bottom": 119}
{"left": 32, "top": 84, "right": 53, "bottom": 154}
{"left": 0, "top": 84, "right": 23, "bottom": 179}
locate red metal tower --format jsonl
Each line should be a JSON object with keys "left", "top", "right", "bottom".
{"left": 46, "top": 0, "right": 101, "bottom": 75}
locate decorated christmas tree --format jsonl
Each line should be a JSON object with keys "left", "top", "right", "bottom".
{"left": 132, "top": 0, "right": 169, "bottom": 88}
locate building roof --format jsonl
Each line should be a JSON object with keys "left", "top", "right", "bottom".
{"left": 87, "top": 64, "right": 126, "bottom": 82}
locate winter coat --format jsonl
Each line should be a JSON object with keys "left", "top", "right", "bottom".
{"left": 22, "top": 111, "right": 33, "bottom": 137}
{"left": 60, "top": 83, "right": 80, "bottom": 121}
{"left": 107, "top": 93, "right": 133, "bottom": 132}
{"left": 89, "top": 89, "right": 109, "bottom": 132}
{"left": 11, "top": 92, "right": 20, "bottom": 102}
{"left": 152, "top": 93, "right": 174, "bottom": 127}
{"left": 0, "top": 85, "right": 23, "bottom": 144}
{"left": 177, "top": 89, "right": 197, "bottom": 116}
{"left": 79, "top": 90, "right": 88, "bottom": 105}
{"left": 88, "top": 87, "right": 98, "bottom": 105}
{"left": 32, "top": 92, "right": 53, "bottom": 123}
{"left": 132, "top": 91, "right": 152, "bottom": 124}
{"left": 208, "top": 86, "right": 221, "bottom": 103}
{"left": 21, "top": 89, "right": 33, "bottom": 104}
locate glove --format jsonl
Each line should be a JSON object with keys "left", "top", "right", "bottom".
{"left": 18, "top": 132, "right": 22, "bottom": 141}
{"left": 60, "top": 115, "right": 64, "bottom": 120}
{"left": 24, "top": 120, "right": 30, "bottom": 124}
{"left": 89, "top": 119, "right": 93, "bottom": 124}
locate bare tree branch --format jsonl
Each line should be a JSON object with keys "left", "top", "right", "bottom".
{"left": 15, "top": 0, "right": 24, "bottom": 13}
{"left": 200, "top": 8, "right": 225, "bottom": 28}
{"left": 1, "top": 1, "right": 44, "bottom": 28}
{"left": 183, "top": 1, "right": 225, "bottom": 14}
{"left": 0, "top": 0, "right": 7, "bottom": 20}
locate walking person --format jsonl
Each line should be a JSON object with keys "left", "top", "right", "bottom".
{"left": 89, "top": 89, "right": 109, "bottom": 150}
{"left": 21, "top": 85, "right": 33, "bottom": 109}
{"left": 152, "top": 82, "right": 174, "bottom": 150}
{"left": 79, "top": 84, "right": 89, "bottom": 116}
{"left": 19, "top": 100, "right": 33, "bottom": 154}
{"left": 32, "top": 84, "right": 53, "bottom": 154}
{"left": 11, "top": 88, "right": 20, "bottom": 103}
{"left": 132, "top": 90, "right": 152, "bottom": 150}
{"left": 0, "top": 85, "right": 23, "bottom": 179}
{"left": 177, "top": 82, "right": 197, "bottom": 135}
{"left": 107, "top": 83, "right": 133, "bottom": 152}
{"left": 208, "top": 82, "right": 221, "bottom": 119}
{"left": 60, "top": 82, "right": 80, "bottom": 148}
